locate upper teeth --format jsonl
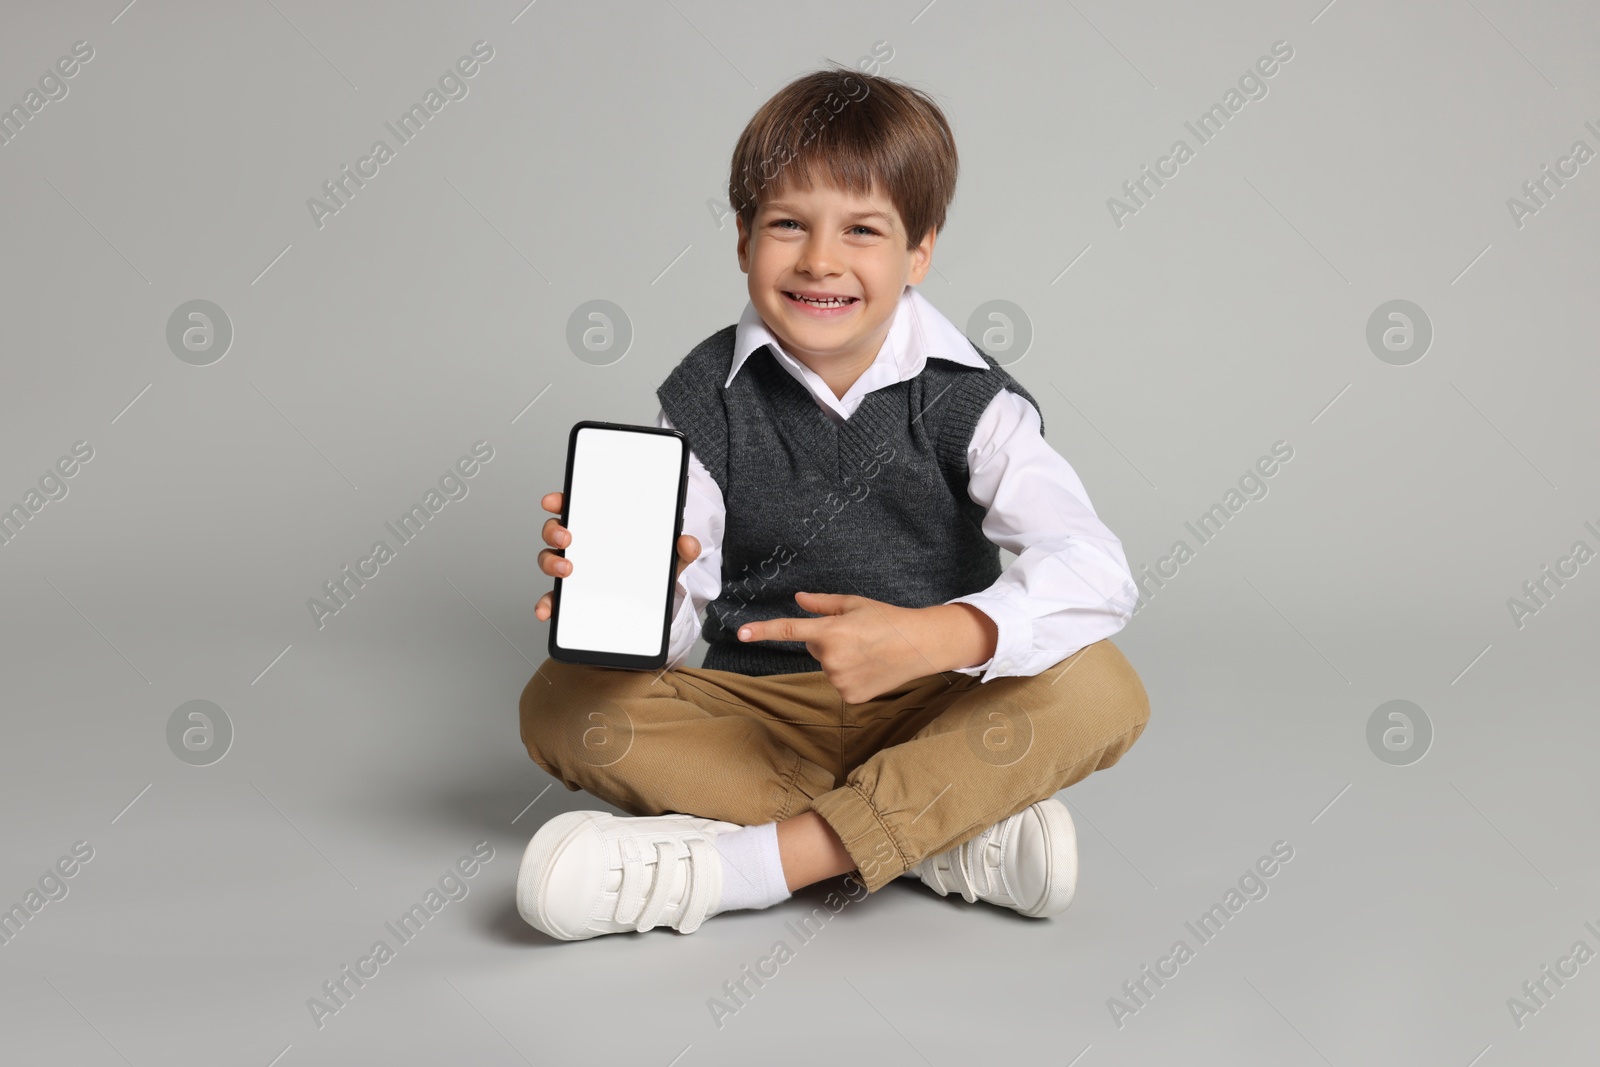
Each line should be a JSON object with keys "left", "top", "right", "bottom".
{"left": 794, "top": 294, "right": 851, "bottom": 307}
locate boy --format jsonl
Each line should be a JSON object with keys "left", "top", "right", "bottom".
{"left": 516, "top": 66, "right": 1150, "bottom": 941}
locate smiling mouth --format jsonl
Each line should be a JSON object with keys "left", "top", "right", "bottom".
{"left": 784, "top": 292, "right": 859, "bottom": 309}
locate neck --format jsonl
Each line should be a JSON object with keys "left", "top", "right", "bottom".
{"left": 796, "top": 335, "right": 889, "bottom": 400}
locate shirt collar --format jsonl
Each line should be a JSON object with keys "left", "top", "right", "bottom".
{"left": 725, "top": 286, "right": 988, "bottom": 390}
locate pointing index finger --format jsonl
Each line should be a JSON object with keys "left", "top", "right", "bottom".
{"left": 737, "top": 616, "right": 821, "bottom": 643}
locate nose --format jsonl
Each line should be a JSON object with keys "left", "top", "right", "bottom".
{"left": 794, "top": 232, "right": 842, "bottom": 278}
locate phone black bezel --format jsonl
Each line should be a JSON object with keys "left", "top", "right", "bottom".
{"left": 547, "top": 420, "right": 690, "bottom": 671}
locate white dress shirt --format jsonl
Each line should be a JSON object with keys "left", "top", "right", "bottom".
{"left": 655, "top": 286, "right": 1137, "bottom": 682}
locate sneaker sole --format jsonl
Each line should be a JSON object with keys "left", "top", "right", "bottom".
{"left": 1020, "top": 799, "right": 1078, "bottom": 918}
{"left": 517, "top": 810, "right": 606, "bottom": 940}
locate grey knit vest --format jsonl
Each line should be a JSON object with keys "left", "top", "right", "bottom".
{"left": 656, "top": 325, "right": 1045, "bottom": 676}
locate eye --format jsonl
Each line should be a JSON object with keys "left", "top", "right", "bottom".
{"left": 770, "top": 218, "right": 801, "bottom": 230}
{"left": 850, "top": 225, "right": 879, "bottom": 236}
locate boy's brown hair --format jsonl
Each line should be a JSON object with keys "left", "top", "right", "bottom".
{"left": 727, "top": 64, "right": 958, "bottom": 251}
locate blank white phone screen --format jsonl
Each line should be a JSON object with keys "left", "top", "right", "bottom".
{"left": 555, "top": 428, "right": 684, "bottom": 657}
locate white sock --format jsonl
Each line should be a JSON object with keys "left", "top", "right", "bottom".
{"left": 713, "top": 822, "right": 792, "bottom": 913}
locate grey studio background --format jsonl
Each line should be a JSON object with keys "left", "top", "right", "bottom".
{"left": 1, "top": 0, "right": 1596, "bottom": 1064}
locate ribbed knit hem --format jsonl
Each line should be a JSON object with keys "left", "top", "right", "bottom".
{"left": 702, "top": 640, "right": 822, "bottom": 677}
{"left": 810, "top": 782, "right": 907, "bottom": 893}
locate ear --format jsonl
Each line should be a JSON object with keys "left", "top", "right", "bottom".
{"left": 735, "top": 214, "right": 751, "bottom": 274}
{"left": 906, "top": 227, "right": 937, "bottom": 285}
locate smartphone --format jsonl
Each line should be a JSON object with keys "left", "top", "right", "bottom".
{"left": 547, "top": 420, "right": 690, "bottom": 670}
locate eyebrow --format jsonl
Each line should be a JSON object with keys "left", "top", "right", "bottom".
{"left": 763, "top": 202, "right": 894, "bottom": 225}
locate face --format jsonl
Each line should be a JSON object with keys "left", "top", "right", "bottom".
{"left": 736, "top": 179, "right": 935, "bottom": 389}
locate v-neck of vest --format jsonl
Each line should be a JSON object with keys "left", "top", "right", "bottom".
{"left": 751, "top": 344, "right": 907, "bottom": 483}
{"left": 758, "top": 347, "right": 908, "bottom": 425}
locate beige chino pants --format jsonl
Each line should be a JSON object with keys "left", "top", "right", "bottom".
{"left": 518, "top": 639, "right": 1150, "bottom": 893}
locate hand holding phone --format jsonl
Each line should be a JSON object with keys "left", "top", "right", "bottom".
{"left": 541, "top": 421, "right": 694, "bottom": 670}
{"left": 534, "top": 493, "right": 701, "bottom": 619}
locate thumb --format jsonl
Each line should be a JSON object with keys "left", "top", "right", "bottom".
{"left": 794, "top": 591, "right": 850, "bottom": 615}
{"left": 675, "top": 534, "right": 701, "bottom": 576}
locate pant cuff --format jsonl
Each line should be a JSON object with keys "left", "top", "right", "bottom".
{"left": 810, "top": 782, "right": 906, "bottom": 893}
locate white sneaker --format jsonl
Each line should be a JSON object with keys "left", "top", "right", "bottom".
{"left": 517, "top": 810, "right": 741, "bottom": 940}
{"left": 907, "top": 798, "right": 1078, "bottom": 918}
